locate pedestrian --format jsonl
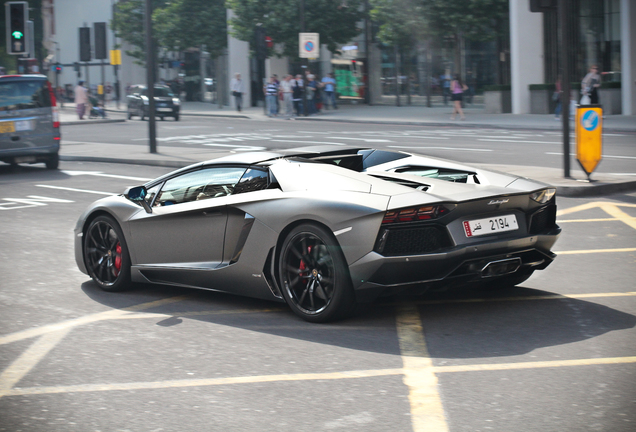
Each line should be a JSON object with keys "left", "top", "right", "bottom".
{"left": 264, "top": 76, "right": 278, "bottom": 117}
{"left": 581, "top": 65, "right": 600, "bottom": 105}
{"left": 105, "top": 82, "right": 113, "bottom": 106}
{"left": 279, "top": 74, "right": 294, "bottom": 118}
{"left": 74, "top": 80, "right": 88, "bottom": 120}
{"left": 450, "top": 74, "right": 468, "bottom": 120}
{"left": 553, "top": 75, "right": 562, "bottom": 120}
{"left": 321, "top": 73, "right": 337, "bottom": 109}
{"left": 306, "top": 74, "right": 318, "bottom": 114}
{"left": 293, "top": 74, "right": 304, "bottom": 116}
{"left": 230, "top": 73, "right": 244, "bottom": 112}
{"left": 440, "top": 71, "right": 451, "bottom": 105}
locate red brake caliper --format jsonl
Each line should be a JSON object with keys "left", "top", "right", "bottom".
{"left": 114, "top": 243, "right": 122, "bottom": 276}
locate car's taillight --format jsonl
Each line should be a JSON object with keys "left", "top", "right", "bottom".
{"left": 382, "top": 205, "right": 453, "bottom": 224}
{"left": 46, "top": 81, "right": 61, "bottom": 129}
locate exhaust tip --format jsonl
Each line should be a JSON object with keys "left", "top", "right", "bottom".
{"left": 481, "top": 258, "right": 522, "bottom": 278}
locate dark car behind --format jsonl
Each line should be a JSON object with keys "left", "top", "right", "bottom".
{"left": 127, "top": 84, "right": 180, "bottom": 121}
{"left": 0, "top": 74, "right": 61, "bottom": 169}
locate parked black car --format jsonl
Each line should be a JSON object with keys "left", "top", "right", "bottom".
{"left": 127, "top": 84, "right": 180, "bottom": 121}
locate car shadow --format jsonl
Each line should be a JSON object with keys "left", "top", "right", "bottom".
{"left": 0, "top": 163, "right": 71, "bottom": 183}
{"left": 80, "top": 280, "right": 636, "bottom": 359}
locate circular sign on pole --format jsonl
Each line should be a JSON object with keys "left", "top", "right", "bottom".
{"left": 581, "top": 110, "right": 599, "bottom": 131}
{"left": 575, "top": 106, "right": 603, "bottom": 178}
{"left": 299, "top": 33, "right": 320, "bottom": 58}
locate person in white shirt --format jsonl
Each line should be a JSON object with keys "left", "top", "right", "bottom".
{"left": 230, "top": 73, "right": 244, "bottom": 112}
{"left": 279, "top": 75, "right": 294, "bottom": 118}
{"left": 74, "top": 81, "right": 88, "bottom": 120}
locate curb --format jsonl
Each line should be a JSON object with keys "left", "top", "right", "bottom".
{"left": 61, "top": 119, "right": 127, "bottom": 126}
{"left": 59, "top": 155, "right": 636, "bottom": 197}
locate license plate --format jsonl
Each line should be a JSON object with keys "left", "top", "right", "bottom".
{"left": 157, "top": 108, "right": 172, "bottom": 112}
{"left": 463, "top": 214, "right": 518, "bottom": 237}
{"left": 0, "top": 121, "right": 15, "bottom": 134}
{"left": 15, "top": 120, "right": 32, "bottom": 131}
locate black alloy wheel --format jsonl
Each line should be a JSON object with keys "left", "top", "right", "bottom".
{"left": 279, "top": 224, "right": 355, "bottom": 322}
{"left": 84, "top": 215, "right": 131, "bottom": 292}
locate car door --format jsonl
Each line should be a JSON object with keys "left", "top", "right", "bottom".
{"left": 127, "top": 166, "right": 248, "bottom": 269}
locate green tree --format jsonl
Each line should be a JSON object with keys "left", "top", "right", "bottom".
{"left": 153, "top": 0, "right": 227, "bottom": 59}
{"left": 111, "top": 0, "right": 168, "bottom": 65}
{"left": 226, "top": 0, "right": 364, "bottom": 59}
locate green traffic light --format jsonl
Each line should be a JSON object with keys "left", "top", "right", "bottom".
{"left": 12, "top": 31, "right": 24, "bottom": 39}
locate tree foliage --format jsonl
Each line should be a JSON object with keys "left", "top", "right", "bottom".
{"left": 226, "top": 0, "right": 364, "bottom": 58}
{"left": 154, "top": 0, "right": 227, "bottom": 59}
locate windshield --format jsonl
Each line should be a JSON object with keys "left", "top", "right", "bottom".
{"left": 0, "top": 79, "right": 51, "bottom": 111}
{"left": 140, "top": 87, "right": 175, "bottom": 97}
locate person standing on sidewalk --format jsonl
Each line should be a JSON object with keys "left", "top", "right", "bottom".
{"left": 581, "top": 65, "right": 601, "bottom": 105}
{"left": 230, "top": 73, "right": 244, "bottom": 112}
{"left": 279, "top": 74, "right": 294, "bottom": 118}
{"left": 321, "top": 73, "right": 337, "bottom": 109}
{"left": 553, "top": 76, "right": 562, "bottom": 120}
{"left": 292, "top": 74, "right": 304, "bottom": 116}
{"left": 74, "top": 80, "right": 88, "bottom": 120}
{"left": 264, "top": 76, "right": 278, "bottom": 117}
{"left": 450, "top": 74, "right": 468, "bottom": 120}
{"left": 441, "top": 72, "right": 451, "bottom": 105}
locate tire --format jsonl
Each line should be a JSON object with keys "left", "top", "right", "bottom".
{"left": 84, "top": 215, "right": 132, "bottom": 292}
{"left": 174, "top": 114, "right": 180, "bottom": 121}
{"left": 278, "top": 224, "right": 355, "bottom": 323}
{"left": 140, "top": 107, "right": 146, "bottom": 121}
{"left": 160, "top": 116, "right": 165, "bottom": 121}
{"left": 127, "top": 107, "right": 133, "bottom": 119}
{"left": 45, "top": 154, "right": 59, "bottom": 170}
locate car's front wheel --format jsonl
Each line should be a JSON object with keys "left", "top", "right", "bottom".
{"left": 278, "top": 224, "right": 355, "bottom": 322}
{"left": 84, "top": 215, "right": 131, "bottom": 292}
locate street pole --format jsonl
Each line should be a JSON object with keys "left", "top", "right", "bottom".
{"left": 144, "top": 0, "right": 157, "bottom": 153}
{"left": 300, "top": 0, "right": 307, "bottom": 116}
{"left": 559, "top": 0, "right": 571, "bottom": 178}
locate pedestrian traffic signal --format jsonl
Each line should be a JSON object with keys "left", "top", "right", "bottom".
{"left": 54, "top": 64, "right": 62, "bottom": 74}
{"left": 79, "top": 27, "right": 91, "bottom": 62}
{"left": 6, "top": 2, "right": 29, "bottom": 55}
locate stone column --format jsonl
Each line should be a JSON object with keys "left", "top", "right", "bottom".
{"left": 621, "top": 0, "right": 636, "bottom": 115}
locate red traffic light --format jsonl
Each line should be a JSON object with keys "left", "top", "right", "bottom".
{"left": 265, "top": 36, "right": 273, "bottom": 49}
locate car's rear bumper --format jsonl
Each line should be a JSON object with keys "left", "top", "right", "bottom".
{"left": 0, "top": 142, "right": 60, "bottom": 163}
{"left": 349, "top": 226, "right": 561, "bottom": 301}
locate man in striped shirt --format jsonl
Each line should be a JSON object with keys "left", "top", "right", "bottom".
{"left": 264, "top": 76, "right": 278, "bottom": 117}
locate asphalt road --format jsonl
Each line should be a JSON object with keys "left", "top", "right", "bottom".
{"left": 61, "top": 115, "right": 636, "bottom": 175}
{"left": 1, "top": 120, "right": 635, "bottom": 431}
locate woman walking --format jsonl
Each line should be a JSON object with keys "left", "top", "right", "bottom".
{"left": 450, "top": 74, "right": 468, "bottom": 120}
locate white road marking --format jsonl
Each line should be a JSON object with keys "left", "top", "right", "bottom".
{"left": 326, "top": 136, "right": 393, "bottom": 142}
{"left": 270, "top": 139, "right": 345, "bottom": 145}
{"left": 479, "top": 139, "right": 561, "bottom": 144}
{"left": 546, "top": 152, "right": 636, "bottom": 160}
{"left": 61, "top": 170, "right": 150, "bottom": 181}
{"left": 0, "top": 195, "right": 75, "bottom": 210}
{"left": 389, "top": 146, "right": 492, "bottom": 152}
{"left": 35, "top": 185, "right": 116, "bottom": 195}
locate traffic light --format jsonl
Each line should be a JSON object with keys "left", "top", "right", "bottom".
{"left": 55, "top": 64, "right": 62, "bottom": 74}
{"left": 6, "top": 2, "right": 29, "bottom": 55}
{"left": 94, "top": 22, "right": 107, "bottom": 60}
{"left": 79, "top": 27, "right": 91, "bottom": 62}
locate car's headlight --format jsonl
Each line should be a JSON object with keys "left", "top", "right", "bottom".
{"left": 172, "top": 98, "right": 180, "bottom": 106}
{"left": 530, "top": 188, "right": 556, "bottom": 204}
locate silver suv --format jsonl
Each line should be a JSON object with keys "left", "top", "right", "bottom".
{"left": 0, "top": 74, "right": 61, "bottom": 169}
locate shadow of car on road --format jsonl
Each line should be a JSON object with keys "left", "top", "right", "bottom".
{"left": 80, "top": 281, "right": 636, "bottom": 359}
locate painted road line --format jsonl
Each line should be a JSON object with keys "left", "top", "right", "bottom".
{"left": 546, "top": 152, "right": 636, "bottom": 160}
{"left": 61, "top": 170, "right": 151, "bottom": 182}
{"left": 35, "top": 185, "right": 116, "bottom": 196}
{"left": 434, "top": 356, "right": 636, "bottom": 373}
{"left": 601, "top": 203, "right": 636, "bottom": 230}
{"left": 0, "top": 328, "right": 71, "bottom": 398}
{"left": 325, "top": 137, "right": 393, "bottom": 142}
{"left": 389, "top": 146, "right": 492, "bottom": 152}
{"left": 557, "top": 202, "right": 636, "bottom": 217}
{"left": 555, "top": 248, "right": 636, "bottom": 255}
{"left": 405, "top": 292, "right": 636, "bottom": 306}
{"left": 558, "top": 217, "right": 636, "bottom": 223}
{"left": 479, "top": 139, "right": 560, "bottom": 144}
{"left": 396, "top": 305, "right": 449, "bottom": 432}
{"left": 0, "top": 296, "right": 191, "bottom": 346}
{"left": 6, "top": 368, "right": 406, "bottom": 396}
{"left": 270, "top": 139, "right": 345, "bottom": 145}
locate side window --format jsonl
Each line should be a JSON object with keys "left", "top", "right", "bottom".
{"left": 154, "top": 167, "right": 246, "bottom": 206}
{"left": 145, "top": 184, "right": 161, "bottom": 206}
{"left": 233, "top": 168, "right": 270, "bottom": 195}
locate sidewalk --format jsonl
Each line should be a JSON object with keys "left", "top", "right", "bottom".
{"left": 57, "top": 102, "right": 636, "bottom": 197}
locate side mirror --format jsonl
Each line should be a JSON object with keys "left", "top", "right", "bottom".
{"left": 124, "top": 186, "right": 152, "bottom": 213}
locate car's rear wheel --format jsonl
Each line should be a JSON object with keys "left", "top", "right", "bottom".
{"left": 278, "top": 224, "right": 355, "bottom": 322}
{"left": 45, "top": 154, "right": 59, "bottom": 170}
{"left": 84, "top": 215, "right": 131, "bottom": 292}
{"left": 174, "top": 114, "right": 180, "bottom": 121}
{"left": 127, "top": 107, "right": 133, "bottom": 119}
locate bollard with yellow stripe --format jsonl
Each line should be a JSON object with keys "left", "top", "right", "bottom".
{"left": 575, "top": 104, "right": 603, "bottom": 181}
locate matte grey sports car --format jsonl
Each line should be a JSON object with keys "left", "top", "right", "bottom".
{"left": 74, "top": 148, "right": 561, "bottom": 322}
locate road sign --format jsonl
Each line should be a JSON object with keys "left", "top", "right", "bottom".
{"left": 575, "top": 105, "right": 603, "bottom": 179}
{"left": 299, "top": 33, "right": 319, "bottom": 59}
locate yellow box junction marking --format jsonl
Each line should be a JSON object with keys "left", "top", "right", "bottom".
{"left": 396, "top": 305, "right": 449, "bottom": 432}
